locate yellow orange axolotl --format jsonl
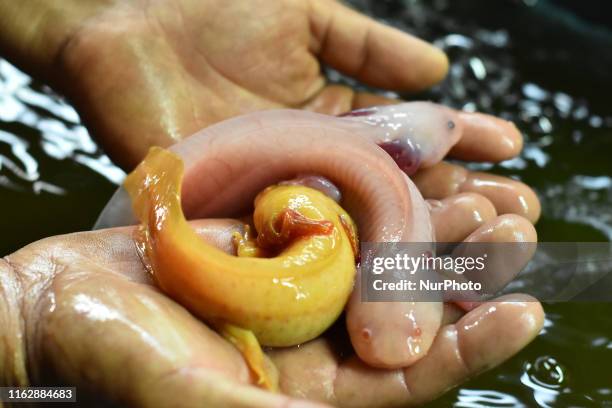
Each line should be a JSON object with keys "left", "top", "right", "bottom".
{"left": 124, "top": 147, "right": 358, "bottom": 391}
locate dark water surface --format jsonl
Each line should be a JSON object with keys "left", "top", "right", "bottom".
{"left": 0, "top": 62, "right": 121, "bottom": 254}
{"left": 1, "top": 0, "right": 611, "bottom": 406}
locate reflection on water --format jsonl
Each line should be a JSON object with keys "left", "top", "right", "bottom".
{"left": 0, "top": 60, "right": 122, "bottom": 254}
{"left": 455, "top": 389, "right": 526, "bottom": 408}
{"left": 521, "top": 356, "right": 565, "bottom": 407}
{"left": 0, "top": 0, "right": 611, "bottom": 405}
{"left": 0, "top": 60, "right": 124, "bottom": 189}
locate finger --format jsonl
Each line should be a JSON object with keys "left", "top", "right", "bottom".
{"left": 270, "top": 294, "right": 543, "bottom": 408}
{"left": 301, "top": 85, "right": 398, "bottom": 116}
{"left": 461, "top": 171, "right": 541, "bottom": 223}
{"left": 302, "top": 85, "right": 354, "bottom": 116}
{"left": 463, "top": 214, "right": 538, "bottom": 244}
{"left": 352, "top": 92, "right": 398, "bottom": 109}
{"left": 450, "top": 111, "right": 523, "bottom": 162}
{"left": 399, "top": 294, "right": 543, "bottom": 406}
{"left": 428, "top": 193, "right": 497, "bottom": 243}
{"left": 309, "top": 0, "right": 448, "bottom": 91}
{"left": 413, "top": 162, "right": 541, "bottom": 223}
{"left": 450, "top": 214, "right": 537, "bottom": 308}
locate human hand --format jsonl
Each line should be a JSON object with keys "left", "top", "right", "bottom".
{"left": 89, "top": 104, "right": 542, "bottom": 388}
{"left": 0, "top": 103, "right": 543, "bottom": 407}
{"left": 0, "top": 217, "right": 543, "bottom": 407}
{"left": 1, "top": 0, "right": 541, "bottom": 228}
{"left": 1, "top": 0, "right": 449, "bottom": 168}
{"left": 0, "top": 1, "right": 544, "bottom": 404}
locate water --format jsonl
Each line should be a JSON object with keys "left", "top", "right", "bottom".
{"left": 0, "top": 60, "right": 121, "bottom": 254}
{"left": 1, "top": 0, "right": 611, "bottom": 405}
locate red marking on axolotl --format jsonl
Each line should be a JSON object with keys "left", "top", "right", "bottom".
{"left": 378, "top": 139, "right": 422, "bottom": 176}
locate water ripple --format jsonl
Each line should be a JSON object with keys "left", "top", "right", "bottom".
{"left": 0, "top": 59, "right": 124, "bottom": 193}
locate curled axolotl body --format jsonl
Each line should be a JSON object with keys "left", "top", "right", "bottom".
{"left": 124, "top": 147, "right": 358, "bottom": 390}
{"left": 97, "top": 102, "right": 538, "bottom": 373}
